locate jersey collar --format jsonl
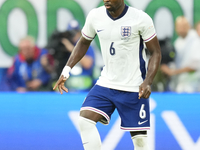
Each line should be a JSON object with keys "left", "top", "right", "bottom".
{"left": 106, "top": 4, "right": 129, "bottom": 21}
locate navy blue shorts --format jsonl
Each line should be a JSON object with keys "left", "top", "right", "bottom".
{"left": 81, "top": 85, "right": 150, "bottom": 131}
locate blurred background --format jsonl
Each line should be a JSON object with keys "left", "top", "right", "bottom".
{"left": 0, "top": 0, "right": 200, "bottom": 150}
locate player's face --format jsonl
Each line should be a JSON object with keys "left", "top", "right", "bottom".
{"left": 103, "top": 0, "right": 124, "bottom": 12}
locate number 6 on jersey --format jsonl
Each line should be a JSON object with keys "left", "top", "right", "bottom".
{"left": 110, "top": 42, "right": 115, "bottom": 55}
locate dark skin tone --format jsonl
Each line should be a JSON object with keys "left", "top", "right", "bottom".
{"left": 53, "top": 0, "right": 161, "bottom": 138}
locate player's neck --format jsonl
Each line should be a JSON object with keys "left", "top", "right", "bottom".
{"left": 108, "top": 4, "right": 125, "bottom": 19}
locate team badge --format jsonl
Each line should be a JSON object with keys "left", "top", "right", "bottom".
{"left": 121, "top": 26, "right": 131, "bottom": 38}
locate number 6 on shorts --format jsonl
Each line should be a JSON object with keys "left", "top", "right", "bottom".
{"left": 139, "top": 104, "right": 146, "bottom": 119}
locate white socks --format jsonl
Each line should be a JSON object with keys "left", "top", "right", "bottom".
{"left": 78, "top": 116, "right": 101, "bottom": 150}
{"left": 78, "top": 116, "right": 149, "bottom": 150}
{"left": 132, "top": 134, "right": 149, "bottom": 150}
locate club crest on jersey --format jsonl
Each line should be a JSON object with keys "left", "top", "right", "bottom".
{"left": 121, "top": 26, "right": 131, "bottom": 38}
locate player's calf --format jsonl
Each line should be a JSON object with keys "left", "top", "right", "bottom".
{"left": 78, "top": 116, "right": 101, "bottom": 150}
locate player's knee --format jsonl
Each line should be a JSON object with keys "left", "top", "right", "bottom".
{"left": 132, "top": 135, "right": 148, "bottom": 148}
{"left": 78, "top": 116, "right": 96, "bottom": 131}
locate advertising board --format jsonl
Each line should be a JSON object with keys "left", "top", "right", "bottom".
{"left": 0, "top": 92, "right": 200, "bottom": 150}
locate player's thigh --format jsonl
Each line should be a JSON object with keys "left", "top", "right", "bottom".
{"left": 81, "top": 85, "right": 115, "bottom": 124}
{"left": 80, "top": 110, "right": 104, "bottom": 123}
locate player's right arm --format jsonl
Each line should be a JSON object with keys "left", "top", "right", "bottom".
{"left": 53, "top": 36, "right": 92, "bottom": 94}
{"left": 53, "top": 9, "right": 96, "bottom": 94}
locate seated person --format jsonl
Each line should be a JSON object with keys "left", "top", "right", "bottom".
{"left": 7, "top": 36, "right": 54, "bottom": 92}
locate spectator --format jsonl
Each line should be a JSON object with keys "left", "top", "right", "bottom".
{"left": 161, "top": 16, "right": 200, "bottom": 92}
{"left": 6, "top": 36, "right": 54, "bottom": 92}
{"left": 61, "top": 20, "right": 96, "bottom": 92}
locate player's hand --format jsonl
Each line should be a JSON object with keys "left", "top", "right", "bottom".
{"left": 139, "top": 82, "right": 151, "bottom": 99}
{"left": 53, "top": 75, "right": 68, "bottom": 94}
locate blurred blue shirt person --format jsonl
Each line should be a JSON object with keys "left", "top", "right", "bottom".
{"left": 2, "top": 36, "right": 53, "bottom": 92}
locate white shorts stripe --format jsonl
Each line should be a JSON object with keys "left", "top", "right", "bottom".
{"left": 120, "top": 126, "right": 150, "bottom": 131}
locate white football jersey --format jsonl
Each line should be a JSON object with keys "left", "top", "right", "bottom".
{"left": 82, "top": 5, "right": 156, "bottom": 92}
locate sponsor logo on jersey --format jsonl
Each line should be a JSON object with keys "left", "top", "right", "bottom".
{"left": 97, "top": 29, "right": 104, "bottom": 32}
{"left": 121, "top": 26, "right": 131, "bottom": 38}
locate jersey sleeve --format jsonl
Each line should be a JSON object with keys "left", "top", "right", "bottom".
{"left": 82, "top": 9, "right": 97, "bottom": 40}
{"left": 139, "top": 11, "right": 156, "bottom": 43}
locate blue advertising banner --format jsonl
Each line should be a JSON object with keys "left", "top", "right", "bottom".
{"left": 0, "top": 92, "right": 200, "bottom": 150}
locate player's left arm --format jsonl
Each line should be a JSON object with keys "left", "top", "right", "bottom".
{"left": 139, "top": 36, "right": 161, "bottom": 99}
